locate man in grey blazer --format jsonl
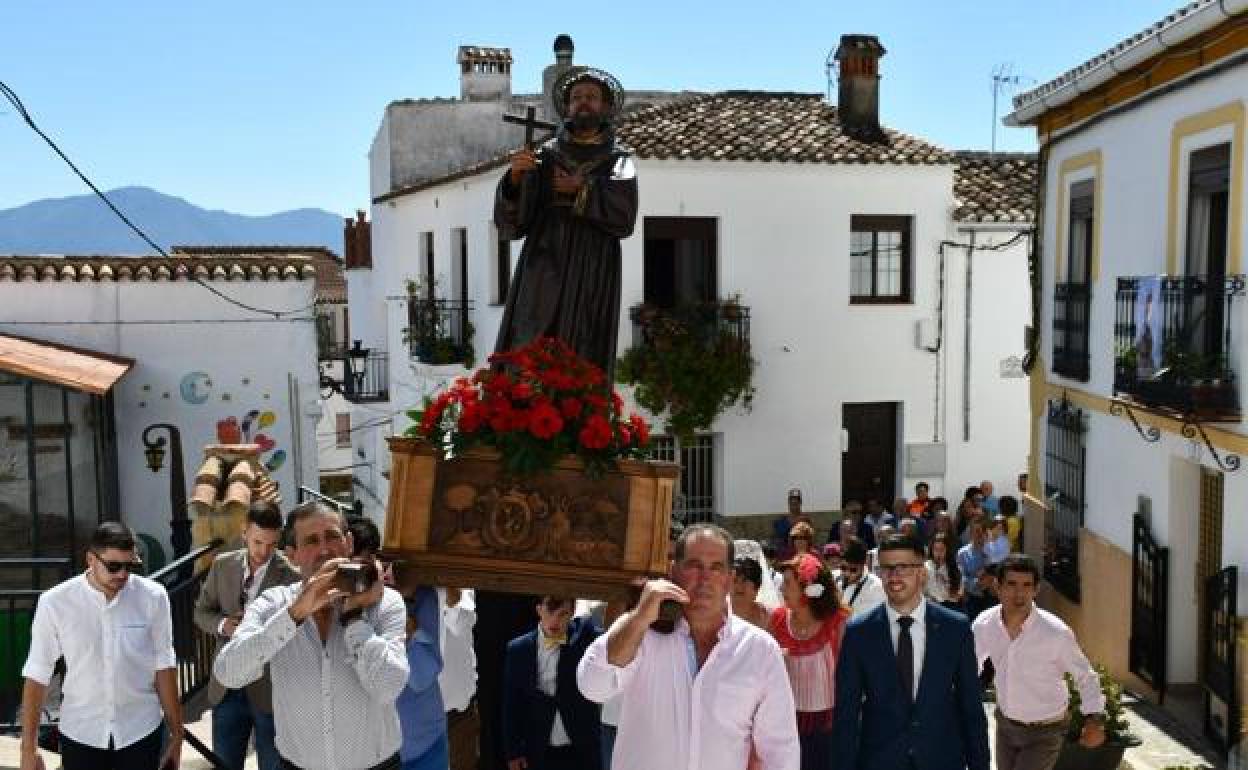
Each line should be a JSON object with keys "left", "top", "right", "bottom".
{"left": 194, "top": 502, "right": 300, "bottom": 770}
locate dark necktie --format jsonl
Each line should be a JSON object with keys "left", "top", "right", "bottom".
{"left": 240, "top": 571, "right": 255, "bottom": 609}
{"left": 897, "top": 616, "right": 915, "bottom": 705}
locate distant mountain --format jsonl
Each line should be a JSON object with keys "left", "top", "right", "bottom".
{"left": 0, "top": 187, "right": 344, "bottom": 255}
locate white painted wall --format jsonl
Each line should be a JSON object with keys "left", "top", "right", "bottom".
{"left": 0, "top": 276, "right": 320, "bottom": 560}
{"left": 350, "top": 158, "right": 1033, "bottom": 521}
{"left": 1034, "top": 63, "right": 1248, "bottom": 683}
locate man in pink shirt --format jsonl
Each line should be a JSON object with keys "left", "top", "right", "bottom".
{"left": 972, "top": 554, "right": 1106, "bottom": 770}
{"left": 577, "top": 524, "right": 799, "bottom": 770}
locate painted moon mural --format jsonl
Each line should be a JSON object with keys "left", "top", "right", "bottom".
{"left": 179, "top": 371, "right": 213, "bottom": 404}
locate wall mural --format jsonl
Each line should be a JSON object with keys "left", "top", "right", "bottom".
{"left": 179, "top": 371, "right": 213, "bottom": 404}
{"left": 216, "top": 409, "right": 286, "bottom": 472}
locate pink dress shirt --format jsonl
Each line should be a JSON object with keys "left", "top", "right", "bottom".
{"left": 577, "top": 613, "right": 800, "bottom": 770}
{"left": 972, "top": 604, "right": 1106, "bottom": 722}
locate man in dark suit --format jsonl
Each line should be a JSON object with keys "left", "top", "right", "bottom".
{"left": 503, "top": 596, "right": 602, "bottom": 770}
{"left": 834, "top": 534, "right": 990, "bottom": 770}
{"left": 193, "top": 502, "right": 300, "bottom": 770}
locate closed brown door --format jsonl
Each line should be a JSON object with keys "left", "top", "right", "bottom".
{"left": 842, "top": 403, "right": 897, "bottom": 505}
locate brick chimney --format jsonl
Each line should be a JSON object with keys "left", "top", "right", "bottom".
{"left": 344, "top": 210, "right": 372, "bottom": 270}
{"left": 543, "top": 34, "right": 575, "bottom": 119}
{"left": 835, "top": 35, "right": 888, "bottom": 144}
{"left": 458, "top": 45, "right": 513, "bottom": 101}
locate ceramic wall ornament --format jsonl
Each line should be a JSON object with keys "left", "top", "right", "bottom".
{"left": 179, "top": 372, "right": 213, "bottom": 405}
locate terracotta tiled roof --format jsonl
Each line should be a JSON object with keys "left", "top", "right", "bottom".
{"left": 619, "top": 92, "right": 951, "bottom": 164}
{"left": 1012, "top": 0, "right": 1216, "bottom": 112}
{"left": 952, "top": 152, "right": 1038, "bottom": 224}
{"left": 0, "top": 252, "right": 317, "bottom": 283}
{"left": 173, "top": 245, "right": 346, "bottom": 303}
{"left": 374, "top": 91, "right": 952, "bottom": 203}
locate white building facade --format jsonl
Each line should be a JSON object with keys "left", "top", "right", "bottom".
{"left": 349, "top": 72, "right": 1035, "bottom": 529}
{"left": 1007, "top": 0, "right": 1248, "bottom": 754}
{"left": 0, "top": 252, "right": 321, "bottom": 566}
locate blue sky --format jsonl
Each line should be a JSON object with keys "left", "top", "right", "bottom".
{"left": 2, "top": 0, "right": 1185, "bottom": 217}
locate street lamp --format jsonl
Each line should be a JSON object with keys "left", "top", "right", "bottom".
{"left": 142, "top": 423, "right": 190, "bottom": 559}
{"left": 320, "top": 339, "right": 371, "bottom": 398}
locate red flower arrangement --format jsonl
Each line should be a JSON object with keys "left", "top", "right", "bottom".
{"left": 406, "top": 337, "right": 652, "bottom": 476}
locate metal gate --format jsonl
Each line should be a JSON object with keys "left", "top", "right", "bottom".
{"left": 1129, "top": 514, "right": 1169, "bottom": 703}
{"left": 1203, "top": 566, "right": 1239, "bottom": 756}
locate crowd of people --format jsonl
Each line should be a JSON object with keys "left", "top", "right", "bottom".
{"left": 18, "top": 476, "right": 1111, "bottom": 770}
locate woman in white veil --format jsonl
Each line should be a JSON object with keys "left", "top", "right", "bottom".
{"left": 735, "top": 539, "right": 782, "bottom": 611}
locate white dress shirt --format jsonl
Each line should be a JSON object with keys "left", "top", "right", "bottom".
{"left": 214, "top": 582, "right": 410, "bottom": 770}
{"left": 437, "top": 588, "right": 477, "bottom": 713}
{"left": 23, "top": 573, "right": 176, "bottom": 749}
{"left": 885, "top": 598, "right": 927, "bottom": 701}
{"left": 973, "top": 604, "right": 1106, "bottom": 722}
{"left": 577, "top": 613, "right": 799, "bottom": 770}
{"left": 842, "top": 572, "right": 887, "bottom": 617}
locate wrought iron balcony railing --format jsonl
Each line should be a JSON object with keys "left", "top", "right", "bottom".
{"left": 406, "top": 298, "right": 475, "bottom": 366}
{"left": 1113, "top": 274, "right": 1245, "bottom": 418}
{"left": 343, "top": 350, "right": 389, "bottom": 403}
{"left": 628, "top": 300, "right": 751, "bottom": 352}
{"left": 1052, "top": 281, "right": 1091, "bottom": 381}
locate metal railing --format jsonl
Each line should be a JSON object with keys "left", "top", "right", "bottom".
{"left": 0, "top": 558, "right": 72, "bottom": 732}
{"left": 1114, "top": 274, "right": 1245, "bottom": 417}
{"left": 648, "top": 435, "right": 716, "bottom": 524}
{"left": 297, "top": 485, "right": 355, "bottom": 517}
{"left": 344, "top": 351, "right": 389, "bottom": 404}
{"left": 149, "top": 539, "right": 229, "bottom": 768}
{"left": 1043, "top": 397, "right": 1085, "bottom": 603}
{"left": 1052, "top": 281, "right": 1091, "bottom": 381}
{"left": 628, "top": 300, "right": 751, "bottom": 352}
{"left": 406, "top": 297, "right": 474, "bottom": 366}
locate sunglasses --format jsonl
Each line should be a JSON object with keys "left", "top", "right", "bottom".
{"left": 92, "top": 552, "right": 143, "bottom": 574}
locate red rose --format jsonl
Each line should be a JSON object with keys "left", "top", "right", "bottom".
{"left": 559, "top": 397, "right": 583, "bottom": 419}
{"left": 584, "top": 393, "right": 608, "bottom": 411}
{"left": 629, "top": 414, "right": 650, "bottom": 446}
{"left": 617, "top": 425, "right": 633, "bottom": 446}
{"left": 578, "top": 414, "right": 612, "bottom": 450}
{"left": 529, "top": 403, "right": 564, "bottom": 440}
{"left": 488, "top": 403, "right": 514, "bottom": 432}
{"left": 611, "top": 391, "right": 624, "bottom": 414}
{"left": 511, "top": 381, "right": 534, "bottom": 401}
{"left": 459, "top": 402, "right": 485, "bottom": 433}
{"left": 508, "top": 408, "right": 532, "bottom": 432}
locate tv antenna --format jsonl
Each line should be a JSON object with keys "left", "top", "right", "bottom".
{"left": 825, "top": 48, "right": 838, "bottom": 103}
{"left": 990, "top": 63, "right": 1031, "bottom": 153}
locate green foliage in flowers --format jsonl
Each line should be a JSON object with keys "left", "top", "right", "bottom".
{"left": 616, "top": 302, "right": 755, "bottom": 441}
{"left": 405, "top": 337, "right": 651, "bottom": 477}
{"left": 1064, "top": 664, "right": 1138, "bottom": 745}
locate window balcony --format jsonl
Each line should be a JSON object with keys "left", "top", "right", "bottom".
{"left": 1052, "top": 281, "right": 1091, "bottom": 381}
{"left": 1113, "top": 274, "right": 1245, "bottom": 419}
{"left": 405, "top": 297, "right": 475, "bottom": 367}
{"left": 628, "top": 299, "right": 751, "bottom": 352}
{"left": 342, "top": 349, "right": 389, "bottom": 404}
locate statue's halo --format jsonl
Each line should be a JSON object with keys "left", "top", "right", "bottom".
{"left": 551, "top": 66, "right": 625, "bottom": 122}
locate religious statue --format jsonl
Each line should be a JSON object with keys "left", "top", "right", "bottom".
{"left": 494, "top": 66, "right": 638, "bottom": 379}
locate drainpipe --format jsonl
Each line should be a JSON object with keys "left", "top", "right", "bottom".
{"left": 963, "top": 231, "right": 976, "bottom": 442}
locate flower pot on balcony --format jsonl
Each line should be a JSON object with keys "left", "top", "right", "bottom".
{"left": 382, "top": 437, "right": 679, "bottom": 600}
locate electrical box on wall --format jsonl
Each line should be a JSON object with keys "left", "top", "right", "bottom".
{"left": 905, "top": 443, "right": 946, "bottom": 476}
{"left": 915, "top": 319, "right": 938, "bottom": 350}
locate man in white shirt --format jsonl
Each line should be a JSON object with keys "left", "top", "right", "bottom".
{"left": 214, "top": 501, "right": 409, "bottom": 770}
{"left": 194, "top": 502, "right": 300, "bottom": 770}
{"left": 577, "top": 523, "right": 799, "bottom": 770}
{"left": 973, "top": 554, "right": 1106, "bottom": 770}
{"left": 19, "top": 522, "right": 183, "bottom": 770}
{"left": 839, "top": 537, "right": 886, "bottom": 617}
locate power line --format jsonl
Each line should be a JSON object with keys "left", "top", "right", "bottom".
{"left": 0, "top": 79, "right": 321, "bottom": 320}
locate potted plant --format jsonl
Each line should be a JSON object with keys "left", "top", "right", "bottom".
{"left": 1052, "top": 665, "right": 1141, "bottom": 770}
{"left": 617, "top": 303, "right": 755, "bottom": 441}
{"left": 1113, "top": 343, "right": 1138, "bottom": 394}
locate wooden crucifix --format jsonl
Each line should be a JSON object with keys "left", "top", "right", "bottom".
{"left": 502, "top": 106, "right": 556, "bottom": 149}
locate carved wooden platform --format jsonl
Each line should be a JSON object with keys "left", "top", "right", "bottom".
{"left": 382, "top": 437, "right": 678, "bottom": 600}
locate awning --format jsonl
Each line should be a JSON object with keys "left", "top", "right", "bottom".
{"left": 0, "top": 333, "right": 134, "bottom": 395}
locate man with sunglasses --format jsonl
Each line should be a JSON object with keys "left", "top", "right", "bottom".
{"left": 194, "top": 501, "right": 300, "bottom": 770}
{"left": 833, "top": 534, "right": 989, "bottom": 770}
{"left": 19, "top": 522, "right": 182, "bottom": 770}
{"left": 838, "top": 536, "right": 886, "bottom": 618}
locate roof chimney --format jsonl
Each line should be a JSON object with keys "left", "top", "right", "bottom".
{"left": 543, "top": 35, "right": 575, "bottom": 119}
{"left": 458, "top": 46, "right": 513, "bottom": 101}
{"left": 834, "top": 35, "right": 888, "bottom": 143}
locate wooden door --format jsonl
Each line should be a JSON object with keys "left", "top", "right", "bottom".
{"left": 841, "top": 403, "right": 897, "bottom": 505}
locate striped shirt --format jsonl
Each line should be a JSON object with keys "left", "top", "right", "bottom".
{"left": 213, "top": 582, "right": 409, "bottom": 770}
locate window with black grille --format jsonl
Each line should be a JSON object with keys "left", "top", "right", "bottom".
{"left": 648, "top": 434, "right": 716, "bottom": 524}
{"left": 1053, "top": 180, "right": 1093, "bottom": 380}
{"left": 1043, "top": 397, "right": 1086, "bottom": 601}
